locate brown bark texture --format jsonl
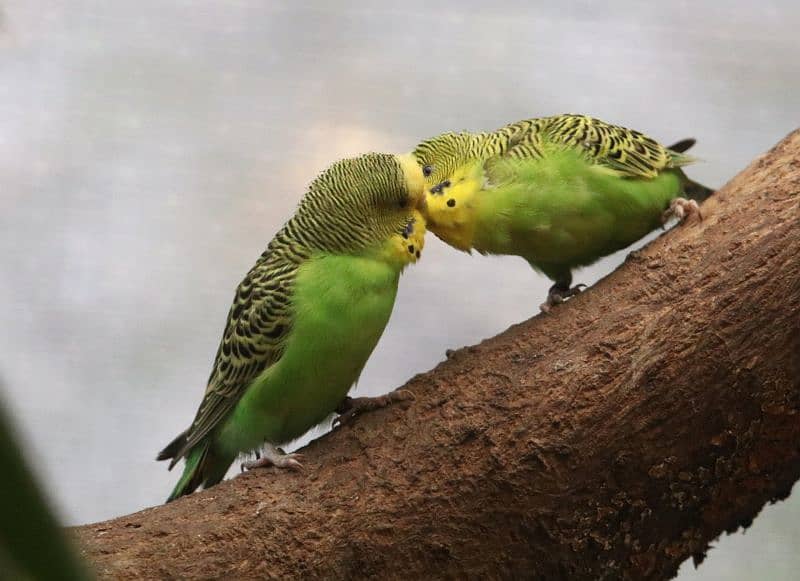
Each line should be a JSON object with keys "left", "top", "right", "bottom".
{"left": 74, "top": 130, "right": 800, "bottom": 580}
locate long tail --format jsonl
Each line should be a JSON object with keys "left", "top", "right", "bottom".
{"left": 158, "top": 431, "right": 231, "bottom": 502}
{"left": 667, "top": 137, "right": 715, "bottom": 203}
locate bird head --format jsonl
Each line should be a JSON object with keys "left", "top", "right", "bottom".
{"left": 296, "top": 153, "right": 427, "bottom": 255}
{"left": 410, "top": 132, "right": 486, "bottom": 250}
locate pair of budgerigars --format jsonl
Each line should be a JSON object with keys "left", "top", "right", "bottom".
{"left": 158, "top": 114, "right": 712, "bottom": 501}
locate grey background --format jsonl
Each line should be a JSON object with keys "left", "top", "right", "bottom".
{"left": 1, "top": 1, "right": 797, "bottom": 578}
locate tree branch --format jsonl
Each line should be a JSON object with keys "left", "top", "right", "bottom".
{"left": 74, "top": 130, "right": 800, "bottom": 580}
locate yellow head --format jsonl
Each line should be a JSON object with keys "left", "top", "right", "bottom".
{"left": 413, "top": 132, "right": 492, "bottom": 251}
{"left": 419, "top": 161, "right": 483, "bottom": 251}
{"left": 367, "top": 154, "right": 426, "bottom": 268}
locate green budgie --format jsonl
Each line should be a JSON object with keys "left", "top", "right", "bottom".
{"left": 158, "top": 153, "right": 426, "bottom": 501}
{"left": 413, "top": 114, "right": 713, "bottom": 311}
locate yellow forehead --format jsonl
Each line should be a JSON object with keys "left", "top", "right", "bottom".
{"left": 395, "top": 153, "right": 425, "bottom": 199}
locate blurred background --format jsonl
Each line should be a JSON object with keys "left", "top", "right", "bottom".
{"left": 1, "top": 1, "right": 797, "bottom": 578}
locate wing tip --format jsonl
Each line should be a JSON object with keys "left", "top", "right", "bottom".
{"left": 667, "top": 138, "right": 697, "bottom": 154}
{"left": 156, "top": 429, "right": 189, "bottom": 470}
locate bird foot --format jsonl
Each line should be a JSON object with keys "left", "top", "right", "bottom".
{"left": 241, "top": 444, "right": 304, "bottom": 472}
{"left": 662, "top": 197, "right": 702, "bottom": 225}
{"left": 540, "top": 284, "right": 586, "bottom": 313}
{"left": 333, "top": 390, "right": 415, "bottom": 428}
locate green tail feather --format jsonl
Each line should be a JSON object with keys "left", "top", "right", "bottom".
{"left": 166, "top": 443, "right": 208, "bottom": 502}
{"left": 159, "top": 428, "right": 232, "bottom": 501}
{"left": 165, "top": 441, "right": 232, "bottom": 502}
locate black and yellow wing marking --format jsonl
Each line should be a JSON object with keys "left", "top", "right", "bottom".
{"left": 169, "top": 251, "right": 299, "bottom": 467}
{"left": 495, "top": 114, "right": 695, "bottom": 180}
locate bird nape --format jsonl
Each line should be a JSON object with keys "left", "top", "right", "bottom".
{"left": 413, "top": 114, "right": 713, "bottom": 312}
{"left": 158, "top": 152, "right": 426, "bottom": 502}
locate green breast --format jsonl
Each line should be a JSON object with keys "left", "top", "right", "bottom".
{"left": 473, "top": 151, "right": 682, "bottom": 269}
{"left": 218, "top": 251, "right": 400, "bottom": 453}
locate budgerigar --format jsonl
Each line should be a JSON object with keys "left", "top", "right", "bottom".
{"left": 158, "top": 153, "right": 426, "bottom": 501}
{"left": 413, "top": 114, "right": 713, "bottom": 311}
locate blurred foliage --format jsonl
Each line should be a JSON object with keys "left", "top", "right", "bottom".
{"left": 0, "top": 387, "right": 91, "bottom": 581}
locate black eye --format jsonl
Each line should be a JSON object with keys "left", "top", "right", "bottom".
{"left": 422, "top": 165, "right": 434, "bottom": 177}
{"left": 398, "top": 198, "right": 408, "bottom": 209}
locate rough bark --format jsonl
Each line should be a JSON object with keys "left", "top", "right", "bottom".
{"left": 74, "top": 130, "right": 800, "bottom": 580}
